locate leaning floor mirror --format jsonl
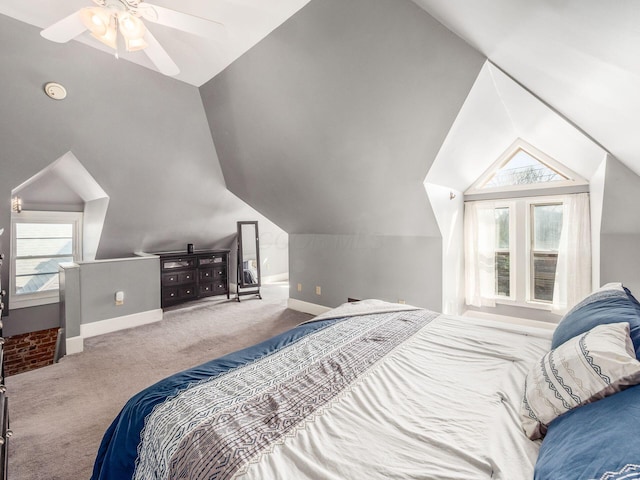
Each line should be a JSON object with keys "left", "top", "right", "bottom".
{"left": 236, "top": 221, "right": 262, "bottom": 301}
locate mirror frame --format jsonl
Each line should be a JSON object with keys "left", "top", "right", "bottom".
{"left": 236, "top": 221, "right": 262, "bottom": 301}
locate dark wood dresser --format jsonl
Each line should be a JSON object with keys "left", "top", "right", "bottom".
{"left": 156, "top": 250, "right": 230, "bottom": 308}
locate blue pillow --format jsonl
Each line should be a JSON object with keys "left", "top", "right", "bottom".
{"left": 534, "top": 383, "right": 640, "bottom": 480}
{"left": 552, "top": 284, "right": 640, "bottom": 359}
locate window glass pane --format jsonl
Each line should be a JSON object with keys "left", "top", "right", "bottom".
{"left": 484, "top": 150, "right": 567, "bottom": 188}
{"left": 16, "top": 223, "right": 72, "bottom": 239}
{"left": 533, "top": 253, "right": 558, "bottom": 302}
{"left": 495, "top": 252, "right": 510, "bottom": 297}
{"left": 13, "top": 219, "right": 77, "bottom": 298}
{"left": 495, "top": 208, "right": 509, "bottom": 249}
{"left": 16, "top": 237, "right": 73, "bottom": 257}
{"left": 533, "top": 204, "right": 563, "bottom": 251}
{"left": 15, "top": 273, "right": 60, "bottom": 294}
{"left": 16, "top": 257, "right": 74, "bottom": 276}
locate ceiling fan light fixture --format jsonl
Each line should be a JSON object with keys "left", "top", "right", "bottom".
{"left": 80, "top": 7, "right": 118, "bottom": 49}
{"left": 124, "top": 36, "right": 148, "bottom": 52}
{"left": 118, "top": 12, "right": 146, "bottom": 40}
{"left": 80, "top": 7, "right": 109, "bottom": 35}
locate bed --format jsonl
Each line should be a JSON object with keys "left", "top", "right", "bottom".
{"left": 91, "top": 287, "right": 640, "bottom": 480}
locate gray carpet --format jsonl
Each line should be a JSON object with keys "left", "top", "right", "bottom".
{"left": 6, "top": 283, "right": 312, "bottom": 480}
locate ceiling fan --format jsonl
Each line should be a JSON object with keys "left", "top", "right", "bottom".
{"left": 40, "top": 0, "right": 224, "bottom": 76}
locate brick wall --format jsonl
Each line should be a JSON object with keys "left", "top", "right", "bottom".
{"left": 4, "top": 328, "right": 59, "bottom": 377}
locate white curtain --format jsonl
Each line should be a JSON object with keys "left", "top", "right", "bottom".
{"left": 552, "top": 193, "right": 592, "bottom": 314}
{"left": 464, "top": 202, "right": 496, "bottom": 307}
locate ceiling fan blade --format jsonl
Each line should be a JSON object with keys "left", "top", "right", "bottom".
{"left": 140, "top": 3, "right": 224, "bottom": 38}
{"left": 143, "top": 29, "right": 180, "bottom": 76}
{"left": 41, "top": 10, "right": 87, "bottom": 43}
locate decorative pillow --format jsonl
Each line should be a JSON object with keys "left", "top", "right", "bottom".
{"left": 521, "top": 322, "right": 640, "bottom": 440}
{"left": 535, "top": 383, "right": 640, "bottom": 480}
{"left": 552, "top": 283, "right": 640, "bottom": 360}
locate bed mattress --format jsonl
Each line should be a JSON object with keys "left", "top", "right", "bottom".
{"left": 92, "top": 302, "right": 550, "bottom": 480}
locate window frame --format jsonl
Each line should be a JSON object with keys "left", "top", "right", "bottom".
{"left": 526, "top": 200, "right": 563, "bottom": 304}
{"left": 470, "top": 195, "right": 565, "bottom": 310}
{"left": 10, "top": 210, "right": 83, "bottom": 309}
{"left": 492, "top": 201, "right": 516, "bottom": 302}
{"left": 465, "top": 138, "right": 588, "bottom": 196}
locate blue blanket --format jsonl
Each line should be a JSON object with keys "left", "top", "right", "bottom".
{"left": 92, "top": 308, "right": 436, "bottom": 480}
{"left": 91, "top": 318, "right": 338, "bottom": 480}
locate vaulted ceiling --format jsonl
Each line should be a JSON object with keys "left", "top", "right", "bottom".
{"left": 3, "top": 1, "right": 638, "bottom": 173}
{"left": 1, "top": 0, "right": 639, "bottom": 242}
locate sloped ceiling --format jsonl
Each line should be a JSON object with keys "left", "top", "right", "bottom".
{"left": 427, "top": 62, "right": 607, "bottom": 192}
{"left": 413, "top": 0, "right": 640, "bottom": 177}
{"left": 0, "top": 0, "right": 313, "bottom": 86}
{"left": 0, "top": 14, "right": 283, "bottom": 261}
{"left": 201, "top": 0, "right": 485, "bottom": 236}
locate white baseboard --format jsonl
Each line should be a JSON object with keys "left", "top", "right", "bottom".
{"left": 80, "top": 309, "right": 163, "bottom": 339}
{"left": 66, "top": 335, "right": 84, "bottom": 355}
{"left": 262, "top": 273, "right": 289, "bottom": 283}
{"left": 287, "top": 298, "right": 331, "bottom": 316}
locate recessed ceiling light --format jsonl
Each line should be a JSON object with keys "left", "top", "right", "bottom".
{"left": 44, "top": 82, "right": 67, "bottom": 100}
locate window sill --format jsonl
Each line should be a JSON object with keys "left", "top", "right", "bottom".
{"left": 10, "top": 293, "right": 60, "bottom": 310}
{"left": 495, "top": 298, "right": 553, "bottom": 311}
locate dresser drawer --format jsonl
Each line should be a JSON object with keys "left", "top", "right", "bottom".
{"left": 199, "top": 283, "right": 215, "bottom": 297}
{"left": 212, "top": 266, "right": 226, "bottom": 280}
{"left": 162, "top": 286, "right": 180, "bottom": 303}
{"left": 199, "top": 268, "right": 214, "bottom": 282}
{"left": 161, "top": 257, "right": 195, "bottom": 271}
{"left": 162, "top": 270, "right": 196, "bottom": 286}
{"left": 178, "top": 285, "right": 197, "bottom": 299}
{"left": 198, "top": 254, "right": 226, "bottom": 267}
{"left": 213, "top": 281, "right": 227, "bottom": 295}
{"left": 162, "top": 285, "right": 196, "bottom": 302}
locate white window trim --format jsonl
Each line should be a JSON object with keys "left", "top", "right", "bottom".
{"left": 10, "top": 210, "right": 83, "bottom": 309}
{"left": 465, "top": 138, "right": 588, "bottom": 195}
{"left": 493, "top": 201, "right": 516, "bottom": 302}
{"left": 525, "top": 197, "right": 563, "bottom": 305}
{"left": 472, "top": 194, "right": 565, "bottom": 311}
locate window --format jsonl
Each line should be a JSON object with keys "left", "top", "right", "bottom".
{"left": 530, "top": 203, "right": 563, "bottom": 302}
{"left": 494, "top": 206, "right": 512, "bottom": 298}
{"left": 11, "top": 211, "right": 82, "bottom": 308}
{"left": 465, "top": 194, "right": 590, "bottom": 310}
{"left": 484, "top": 149, "right": 567, "bottom": 188}
{"left": 464, "top": 139, "right": 591, "bottom": 312}
{"left": 465, "top": 138, "right": 588, "bottom": 195}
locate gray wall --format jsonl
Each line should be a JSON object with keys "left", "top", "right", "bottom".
{"left": 290, "top": 234, "right": 442, "bottom": 309}
{"left": 78, "top": 258, "right": 160, "bottom": 326}
{"left": 0, "top": 14, "right": 286, "bottom": 334}
{"left": 58, "top": 257, "right": 159, "bottom": 354}
{"left": 201, "top": 0, "right": 485, "bottom": 310}
{"left": 600, "top": 156, "right": 640, "bottom": 296}
{"left": 3, "top": 304, "right": 60, "bottom": 337}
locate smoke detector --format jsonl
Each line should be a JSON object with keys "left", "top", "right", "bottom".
{"left": 44, "top": 82, "right": 67, "bottom": 100}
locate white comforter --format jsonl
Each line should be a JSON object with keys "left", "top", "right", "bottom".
{"left": 238, "top": 312, "right": 550, "bottom": 480}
